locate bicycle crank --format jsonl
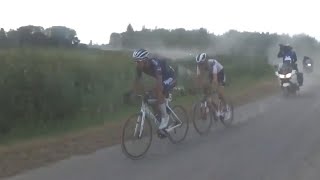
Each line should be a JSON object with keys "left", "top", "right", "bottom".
{"left": 157, "top": 129, "right": 168, "bottom": 139}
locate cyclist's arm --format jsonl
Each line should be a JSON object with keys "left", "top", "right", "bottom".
{"left": 154, "top": 68, "right": 164, "bottom": 103}
{"left": 277, "top": 50, "right": 284, "bottom": 58}
{"left": 132, "top": 67, "right": 143, "bottom": 93}
{"left": 292, "top": 51, "right": 297, "bottom": 63}
{"left": 211, "top": 67, "right": 219, "bottom": 91}
{"left": 195, "top": 66, "right": 204, "bottom": 88}
{"left": 212, "top": 73, "right": 218, "bottom": 89}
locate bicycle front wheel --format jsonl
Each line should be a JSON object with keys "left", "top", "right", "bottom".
{"left": 192, "top": 101, "right": 213, "bottom": 135}
{"left": 121, "top": 113, "right": 153, "bottom": 160}
{"left": 167, "top": 105, "right": 189, "bottom": 144}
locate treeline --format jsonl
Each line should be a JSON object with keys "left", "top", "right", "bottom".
{"left": 109, "top": 24, "right": 212, "bottom": 50}
{"left": 0, "top": 25, "right": 87, "bottom": 48}
{"left": 109, "top": 24, "right": 320, "bottom": 60}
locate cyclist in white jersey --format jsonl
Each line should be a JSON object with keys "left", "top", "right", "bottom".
{"left": 195, "top": 53, "right": 227, "bottom": 112}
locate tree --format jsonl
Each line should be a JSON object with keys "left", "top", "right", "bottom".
{"left": 6, "top": 29, "right": 19, "bottom": 46}
{"left": 17, "top": 26, "right": 33, "bottom": 46}
{"left": 121, "top": 24, "right": 136, "bottom": 48}
{"left": 17, "top": 25, "right": 44, "bottom": 34}
{"left": 45, "top": 26, "right": 78, "bottom": 47}
{"left": 109, "top": 33, "right": 122, "bottom": 48}
{"left": 127, "top": 24, "right": 134, "bottom": 33}
{"left": 0, "top": 28, "right": 6, "bottom": 40}
{"left": 31, "top": 31, "right": 48, "bottom": 46}
{"left": 15, "top": 25, "right": 45, "bottom": 46}
{"left": 72, "top": 37, "right": 80, "bottom": 46}
{"left": 0, "top": 28, "right": 7, "bottom": 47}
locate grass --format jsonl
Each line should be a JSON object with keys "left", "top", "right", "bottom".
{"left": 0, "top": 47, "right": 276, "bottom": 145}
{"left": 0, "top": 75, "right": 275, "bottom": 146}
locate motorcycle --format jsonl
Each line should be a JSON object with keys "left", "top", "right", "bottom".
{"left": 275, "top": 62, "right": 300, "bottom": 97}
{"left": 303, "top": 59, "right": 313, "bottom": 74}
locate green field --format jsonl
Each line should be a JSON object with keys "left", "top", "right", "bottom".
{"left": 0, "top": 48, "right": 275, "bottom": 144}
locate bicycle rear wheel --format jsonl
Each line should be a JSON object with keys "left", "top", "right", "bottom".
{"left": 121, "top": 113, "right": 153, "bottom": 160}
{"left": 192, "top": 101, "right": 213, "bottom": 135}
{"left": 166, "top": 105, "right": 189, "bottom": 144}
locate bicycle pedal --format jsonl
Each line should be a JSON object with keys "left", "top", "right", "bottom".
{"left": 213, "top": 114, "right": 218, "bottom": 121}
{"left": 157, "top": 129, "right": 168, "bottom": 139}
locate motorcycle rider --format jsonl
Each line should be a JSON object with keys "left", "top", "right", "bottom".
{"left": 277, "top": 43, "right": 303, "bottom": 86}
{"left": 302, "top": 56, "right": 314, "bottom": 73}
{"left": 303, "top": 56, "right": 313, "bottom": 66}
{"left": 277, "top": 44, "right": 298, "bottom": 70}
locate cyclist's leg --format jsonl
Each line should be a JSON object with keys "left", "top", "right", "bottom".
{"left": 150, "top": 87, "right": 161, "bottom": 118}
{"left": 218, "top": 85, "right": 226, "bottom": 109}
{"left": 158, "top": 77, "right": 176, "bottom": 129}
{"left": 217, "top": 70, "right": 227, "bottom": 110}
{"left": 203, "top": 81, "right": 217, "bottom": 111}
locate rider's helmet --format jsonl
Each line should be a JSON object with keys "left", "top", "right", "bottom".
{"left": 284, "top": 43, "right": 292, "bottom": 50}
{"left": 132, "top": 48, "right": 149, "bottom": 61}
{"left": 195, "top": 53, "right": 207, "bottom": 63}
{"left": 279, "top": 43, "right": 292, "bottom": 53}
{"left": 303, "top": 56, "right": 310, "bottom": 60}
{"left": 195, "top": 53, "right": 207, "bottom": 75}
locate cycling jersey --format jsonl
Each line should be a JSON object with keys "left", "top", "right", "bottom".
{"left": 208, "top": 59, "right": 223, "bottom": 74}
{"left": 137, "top": 58, "right": 176, "bottom": 95}
{"left": 137, "top": 58, "right": 175, "bottom": 80}
{"left": 207, "top": 59, "right": 225, "bottom": 86}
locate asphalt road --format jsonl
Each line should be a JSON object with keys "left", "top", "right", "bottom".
{"left": 6, "top": 73, "right": 320, "bottom": 180}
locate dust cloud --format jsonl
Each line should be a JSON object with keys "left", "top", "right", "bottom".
{"left": 140, "top": 33, "right": 320, "bottom": 92}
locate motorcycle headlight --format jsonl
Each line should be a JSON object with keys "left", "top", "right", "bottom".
{"left": 279, "top": 74, "right": 285, "bottom": 78}
{"left": 285, "top": 73, "right": 292, "bottom": 78}
{"left": 307, "top": 64, "right": 311, "bottom": 67}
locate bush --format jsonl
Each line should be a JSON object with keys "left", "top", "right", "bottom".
{"left": 0, "top": 48, "right": 136, "bottom": 134}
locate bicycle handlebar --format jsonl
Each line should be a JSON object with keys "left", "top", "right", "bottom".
{"left": 135, "top": 91, "right": 172, "bottom": 104}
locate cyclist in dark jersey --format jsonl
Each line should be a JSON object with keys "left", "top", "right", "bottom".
{"left": 132, "top": 49, "right": 176, "bottom": 130}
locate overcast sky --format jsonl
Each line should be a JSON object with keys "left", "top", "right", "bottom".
{"left": 1, "top": 0, "right": 319, "bottom": 44}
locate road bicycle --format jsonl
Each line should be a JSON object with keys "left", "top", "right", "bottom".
{"left": 121, "top": 91, "right": 189, "bottom": 160}
{"left": 192, "top": 91, "right": 234, "bottom": 135}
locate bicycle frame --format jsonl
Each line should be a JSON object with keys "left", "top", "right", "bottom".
{"left": 133, "top": 96, "right": 155, "bottom": 139}
{"left": 165, "top": 100, "right": 183, "bottom": 132}
{"left": 202, "top": 93, "right": 221, "bottom": 110}
{"left": 133, "top": 94, "right": 183, "bottom": 138}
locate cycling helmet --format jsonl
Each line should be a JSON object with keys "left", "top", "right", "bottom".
{"left": 133, "top": 49, "right": 149, "bottom": 61}
{"left": 284, "top": 43, "right": 292, "bottom": 49}
{"left": 195, "top": 53, "right": 207, "bottom": 63}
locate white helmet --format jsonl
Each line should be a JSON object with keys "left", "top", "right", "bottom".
{"left": 196, "top": 53, "right": 207, "bottom": 63}
{"left": 132, "top": 49, "right": 149, "bottom": 61}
